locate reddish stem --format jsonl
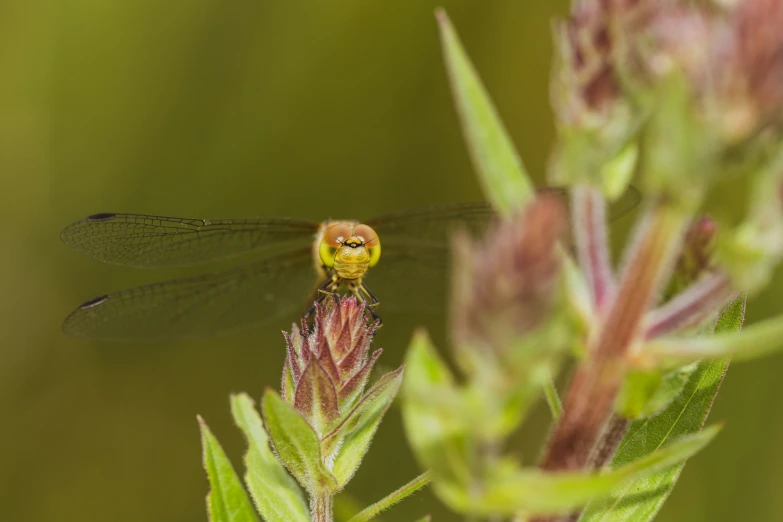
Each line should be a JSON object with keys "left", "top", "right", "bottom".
{"left": 572, "top": 185, "right": 615, "bottom": 309}
{"left": 540, "top": 204, "right": 685, "bottom": 472}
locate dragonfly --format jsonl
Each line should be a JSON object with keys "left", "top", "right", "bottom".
{"left": 60, "top": 187, "right": 639, "bottom": 342}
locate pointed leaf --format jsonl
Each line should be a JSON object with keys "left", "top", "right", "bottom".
{"left": 324, "top": 366, "right": 404, "bottom": 456}
{"left": 401, "top": 330, "right": 470, "bottom": 487}
{"left": 294, "top": 361, "right": 340, "bottom": 436}
{"left": 642, "top": 295, "right": 781, "bottom": 366}
{"left": 338, "top": 349, "right": 383, "bottom": 411}
{"left": 346, "top": 471, "right": 432, "bottom": 522}
{"left": 435, "top": 8, "right": 534, "bottom": 216}
{"left": 332, "top": 367, "right": 405, "bottom": 487}
{"left": 198, "top": 416, "right": 259, "bottom": 522}
{"left": 262, "top": 389, "right": 338, "bottom": 494}
{"left": 282, "top": 358, "right": 296, "bottom": 405}
{"left": 579, "top": 295, "right": 745, "bottom": 521}
{"left": 230, "top": 394, "right": 309, "bottom": 522}
{"left": 437, "top": 426, "right": 719, "bottom": 516}
{"left": 638, "top": 363, "right": 697, "bottom": 419}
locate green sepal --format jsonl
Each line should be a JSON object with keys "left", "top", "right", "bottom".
{"left": 331, "top": 366, "right": 405, "bottom": 487}
{"left": 198, "top": 416, "right": 259, "bottom": 522}
{"left": 262, "top": 389, "right": 338, "bottom": 495}
{"left": 230, "top": 394, "right": 309, "bottom": 522}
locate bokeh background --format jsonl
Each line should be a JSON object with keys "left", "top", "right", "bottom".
{"left": 2, "top": 1, "right": 782, "bottom": 521}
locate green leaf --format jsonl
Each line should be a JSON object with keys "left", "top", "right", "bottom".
{"left": 615, "top": 363, "right": 697, "bottom": 420}
{"left": 346, "top": 471, "right": 432, "bottom": 522}
{"left": 262, "top": 389, "right": 338, "bottom": 495}
{"left": 436, "top": 426, "right": 719, "bottom": 516}
{"left": 642, "top": 295, "right": 783, "bottom": 366}
{"left": 324, "top": 366, "right": 403, "bottom": 456}
{"left": 231, "top": 394, "right": 309, "bottom": 522}
{"left": 401, "top": 330, "right": 470, "bottom": 486}
{"left": 637, "top": 363, "right": 697, "bottom": 418}
{"left": 601, "top": 141, "right": 638, "bottom": 200}
{"left": 435, "top": 8, "right": 534, "bottom": 217}
{"left": 199, "top": 416, "right": 259, "bottom": 522}
{"left": 614, "top": 369, "right": 662, "bottom": 419}
{"left": 579, "top": 295, "right": 745, "bottom": 521}
{"left": 331, "top": 367, "right": 405, "bottom": 487}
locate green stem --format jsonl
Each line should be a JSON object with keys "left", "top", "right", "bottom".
{"left": 542, "top": 370, "right": 563, "bottom": 420}
{"left": 346, "top": 471, "right": 433, "bottom": 522}
{"left": 311, "top": 493, "right": 334, "bottom": 522}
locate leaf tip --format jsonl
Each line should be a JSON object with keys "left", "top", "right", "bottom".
{"left": 434, "top": 6, "right": 449, "bottom": 26}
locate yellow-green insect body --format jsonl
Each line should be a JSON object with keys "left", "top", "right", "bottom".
{"left": 316, "top": 221, "right": 381, "bottom": 280}
{"left": 311, "top": 221, "right": 383, "bottom": 323}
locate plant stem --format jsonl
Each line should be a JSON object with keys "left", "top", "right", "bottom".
{"left": 587, "top": 413, "right": 630, "bottom": 470}
{"left": 346, "top": 471, "right": 433, "bottom": 522}
{"left": 572, "top": 184, "right": 614, "bottom": 309}
{"left": 540, "top": 203, "right": 687, "bottom": 472}
{"left": 311, "top": 493, "right": 334, "bottom": 522}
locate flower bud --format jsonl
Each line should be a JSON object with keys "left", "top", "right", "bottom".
{"left": 451, "top": 195, "right": 570, "bottom": 363}
{"left": 282, "top": 297, "right": 381, "bottom": 437}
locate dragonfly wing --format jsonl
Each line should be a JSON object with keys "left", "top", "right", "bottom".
{"left": 362, "top": 186, "right": 640, "bottom": 316}
{"left": 60, "top": 213, "right": 319, "bottom": 268}
{"left": 365, "top": 186, "right": 640, "bottom": 247}
{"left": 365, "top": 201, "right": 495, "bottom": 248}
{"left": 361, "top": 241, "right": 452, "bottom": 315}
{"left": 62, "top": 248, "right": 319, "bottom": 341}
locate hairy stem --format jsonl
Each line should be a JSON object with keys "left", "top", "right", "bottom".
{"left": 311, "top": 493, "right": 334, "bottom": 522}
{"left": 586, "top": 413, "right": 631, "bottom": 470}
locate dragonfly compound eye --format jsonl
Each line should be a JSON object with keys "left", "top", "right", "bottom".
{"left": 353, "top": 224, "right": 381, "bottom": 267}
{"left": 320, "top": 222, "right": 354, "bottom": 268}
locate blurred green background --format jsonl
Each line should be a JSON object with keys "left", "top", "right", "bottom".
{"left": 2, "top": 1, "right": 782, "bottom": 521}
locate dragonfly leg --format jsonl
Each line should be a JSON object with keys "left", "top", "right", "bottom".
{"left": 303, "top": 277, "right": 340, "bottom": 322}
{"left": 359, "top": 282, "right": 382, "bottom": 330}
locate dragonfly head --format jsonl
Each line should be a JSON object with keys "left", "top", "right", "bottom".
{"left": 320, "top": 222, "right": 381, "bottom": 279}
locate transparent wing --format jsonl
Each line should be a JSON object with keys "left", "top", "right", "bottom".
{"left": 60, "top": 213, "right": 319, "bottom": 268}
{"left": 365, "top": 201, "right": 495, "bottom": 248}
{"left": 62, "top": 248, "right": 319, "bottom": 341}
{"left": 362, "top": 186, "right": 641, "bottom": 315}
{"left": 365, "top": 186, "right": 640, "bottom": 247}
{"left": 362, "top": 242, "right": 451, "bottom": 315}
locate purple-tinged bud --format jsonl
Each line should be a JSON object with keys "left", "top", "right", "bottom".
{"left": 282, "top": 297, "right": 381, "bottom": 437}
{"left": 451, "top": 196, "right": 569, "bottom": 360}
